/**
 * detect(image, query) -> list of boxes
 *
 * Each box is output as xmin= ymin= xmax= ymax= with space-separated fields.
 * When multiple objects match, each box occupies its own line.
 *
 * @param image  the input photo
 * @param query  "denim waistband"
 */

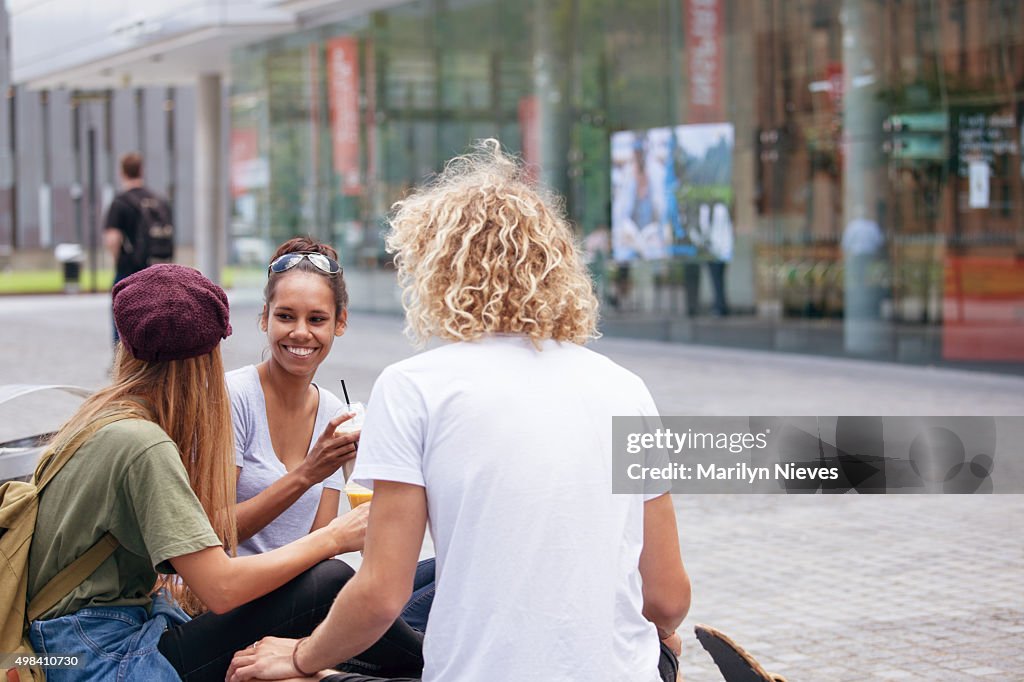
xmin=69 ymin=605 xmax=150 ymax=626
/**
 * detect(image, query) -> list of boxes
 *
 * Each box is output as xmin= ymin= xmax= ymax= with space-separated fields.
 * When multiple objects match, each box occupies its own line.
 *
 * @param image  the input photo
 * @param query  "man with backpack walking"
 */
xmin=103 ymin=152 xmax=174 ymax=343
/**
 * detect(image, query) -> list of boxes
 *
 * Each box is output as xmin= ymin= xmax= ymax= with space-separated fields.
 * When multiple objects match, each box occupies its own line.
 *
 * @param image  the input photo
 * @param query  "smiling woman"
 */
xmin=227 ymin=237 xmax=356 ymax=557
xmin=226 ymin=236 xmax=436 ymax=640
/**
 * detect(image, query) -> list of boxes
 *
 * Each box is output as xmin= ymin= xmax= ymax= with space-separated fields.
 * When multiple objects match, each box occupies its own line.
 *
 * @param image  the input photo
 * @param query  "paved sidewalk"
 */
xmin=2 ymin=292 xmax=1022 ymax=680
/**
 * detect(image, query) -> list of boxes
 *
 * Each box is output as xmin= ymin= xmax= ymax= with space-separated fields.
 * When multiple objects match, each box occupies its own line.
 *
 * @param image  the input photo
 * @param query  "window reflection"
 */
xmin=229 ymin=0 xmax=1024 ymax=370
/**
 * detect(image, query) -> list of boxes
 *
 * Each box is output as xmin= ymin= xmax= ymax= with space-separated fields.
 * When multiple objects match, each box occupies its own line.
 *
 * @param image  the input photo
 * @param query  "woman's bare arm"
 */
xmin=309 ymin=489 xmax=342 ymax=533
xmin=235 ymin=414 xmax=357 ymax=542
xmin=170 ymin=510 xmax=366 ymax=615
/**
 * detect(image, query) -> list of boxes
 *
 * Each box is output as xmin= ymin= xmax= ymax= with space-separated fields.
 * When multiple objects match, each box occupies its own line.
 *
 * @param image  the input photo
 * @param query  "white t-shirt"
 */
xmin=228 ymin=365 xmax=345 ymax=556
xmin=353 ymin=336 xmax=665 ymax=682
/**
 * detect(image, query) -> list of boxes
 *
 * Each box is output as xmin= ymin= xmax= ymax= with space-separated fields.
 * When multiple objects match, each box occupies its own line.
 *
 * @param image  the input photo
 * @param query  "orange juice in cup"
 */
xmin=344 ymin=481 xmax=373 ymax=509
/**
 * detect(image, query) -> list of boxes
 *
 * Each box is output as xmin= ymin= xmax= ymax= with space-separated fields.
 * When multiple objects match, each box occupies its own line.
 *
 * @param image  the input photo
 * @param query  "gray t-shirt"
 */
xmin=227 ymin=365 xmax=345 ymax=556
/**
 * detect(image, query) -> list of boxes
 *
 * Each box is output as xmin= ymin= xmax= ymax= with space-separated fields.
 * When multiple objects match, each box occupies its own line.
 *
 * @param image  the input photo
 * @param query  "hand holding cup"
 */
xmin=326 ymin=501 xmax=371 ymax=554
xmin=333 ymin=402 xmax=365 ymax=480
xmin=298 ymin=410 xmax=361 ymax=486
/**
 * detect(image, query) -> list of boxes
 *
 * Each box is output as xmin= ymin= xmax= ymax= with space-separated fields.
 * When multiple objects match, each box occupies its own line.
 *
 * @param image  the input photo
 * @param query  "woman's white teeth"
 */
xmin=286 ymin=346 xmax=315 ymax=357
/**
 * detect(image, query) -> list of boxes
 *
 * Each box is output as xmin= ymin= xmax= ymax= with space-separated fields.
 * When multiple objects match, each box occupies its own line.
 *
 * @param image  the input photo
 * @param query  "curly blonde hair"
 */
xmin=387 ymin=139 xmax=599 ymax=347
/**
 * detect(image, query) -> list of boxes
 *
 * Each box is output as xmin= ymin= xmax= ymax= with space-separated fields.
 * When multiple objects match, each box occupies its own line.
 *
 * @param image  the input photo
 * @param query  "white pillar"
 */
xmin=195 ymin=73 xmax=224 ymax=283
xmin=532 ymin=0 xmax=567 ymax=195
xmin=841 ymin=2 xmax=891 ymax=356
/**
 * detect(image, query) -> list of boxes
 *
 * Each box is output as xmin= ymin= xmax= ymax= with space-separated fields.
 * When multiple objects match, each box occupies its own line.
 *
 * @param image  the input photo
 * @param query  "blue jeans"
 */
xmin=29 ymin=592 xmax=188 ymax=682
xmin=111 ymin=271 xmax=133 ymax=345
xmin=399 ymin=558 xmax=435 ymax=633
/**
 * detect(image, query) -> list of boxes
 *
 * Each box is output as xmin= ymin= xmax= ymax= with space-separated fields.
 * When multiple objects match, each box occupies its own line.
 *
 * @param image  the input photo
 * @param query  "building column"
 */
xmin=532 ymin=0 xmax=568 ymax=197
xmin=195 ymin=73 xmax=224 ymax=283
xmin=841 ymin=1 xmax=891 ymax=356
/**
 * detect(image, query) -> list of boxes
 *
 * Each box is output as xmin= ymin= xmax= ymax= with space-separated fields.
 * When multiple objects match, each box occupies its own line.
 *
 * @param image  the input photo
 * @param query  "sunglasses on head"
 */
xmin=268 ymin=252 xmax=342 ymax=276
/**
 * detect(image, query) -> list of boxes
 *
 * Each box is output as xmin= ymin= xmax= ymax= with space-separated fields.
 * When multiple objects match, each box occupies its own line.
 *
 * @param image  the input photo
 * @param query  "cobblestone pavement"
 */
xmin=2 ymin=292 xmax=1022 ymax=680
xmin=673 ymin=495 xmax=1023 ymax=681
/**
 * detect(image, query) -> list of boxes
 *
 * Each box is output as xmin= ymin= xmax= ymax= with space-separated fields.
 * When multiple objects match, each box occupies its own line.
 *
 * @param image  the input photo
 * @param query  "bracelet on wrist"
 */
xmin=292 ymin=637 xmax=315 ymax=677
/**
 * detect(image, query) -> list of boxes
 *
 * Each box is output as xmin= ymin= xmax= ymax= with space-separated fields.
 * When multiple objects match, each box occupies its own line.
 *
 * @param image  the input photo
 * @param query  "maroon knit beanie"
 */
xmin=112 ymin=264 xmax=232 ymax=362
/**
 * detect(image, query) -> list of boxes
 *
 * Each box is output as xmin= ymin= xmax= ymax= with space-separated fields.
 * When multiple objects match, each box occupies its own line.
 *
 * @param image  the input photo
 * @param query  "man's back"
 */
xmin=106 ymin=187 xmax=173 ymax=279
xmin=357 ymin=336 xmax=664 ymax=681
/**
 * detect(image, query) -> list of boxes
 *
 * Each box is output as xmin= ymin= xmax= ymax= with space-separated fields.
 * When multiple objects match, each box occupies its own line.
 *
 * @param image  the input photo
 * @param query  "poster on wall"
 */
xmin=610 ymin=122 xmax=734 ymax=263
xmin=967 ymin=160 xmax=990 ymax=209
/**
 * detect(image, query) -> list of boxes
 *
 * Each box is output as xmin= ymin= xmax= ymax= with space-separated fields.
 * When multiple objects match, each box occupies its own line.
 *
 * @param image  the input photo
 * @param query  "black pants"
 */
xmin=157 ymin=559 xmax=424 ymax=682
xmin=707 ymin=261 xmax=728 ymax=316
xmin=319 ymin=640 xmax=680 ymax=682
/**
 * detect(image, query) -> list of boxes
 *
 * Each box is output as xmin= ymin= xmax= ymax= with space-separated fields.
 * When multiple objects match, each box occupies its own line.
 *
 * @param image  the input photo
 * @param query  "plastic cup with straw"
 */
xmin=334 ymin=379 xmax=366 ymax=483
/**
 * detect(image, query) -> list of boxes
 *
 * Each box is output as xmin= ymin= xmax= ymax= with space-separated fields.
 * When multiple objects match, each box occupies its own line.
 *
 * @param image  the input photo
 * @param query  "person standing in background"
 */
xmin=684 ymin=202 xmax=732 ymax=318
xmin=683 ymin=204 xmax=710 ymax=318
xmin=103 ymin=152 xmax=175 ymax=342
xmin=706 ymin=202 xmax=734 ymax=317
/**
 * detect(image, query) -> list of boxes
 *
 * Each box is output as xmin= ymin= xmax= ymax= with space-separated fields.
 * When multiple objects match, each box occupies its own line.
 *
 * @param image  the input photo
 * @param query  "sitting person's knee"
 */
xmin=308 ymin=558 xmax=355 ymax=591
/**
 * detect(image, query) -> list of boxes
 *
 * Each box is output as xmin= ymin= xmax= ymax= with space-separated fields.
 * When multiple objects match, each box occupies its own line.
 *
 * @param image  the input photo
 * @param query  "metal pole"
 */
xmin=87 ymin=128 xmax=98 ymax=293
xmin=841 ymin=0 xmax=891 ymax=356
xmin=195 ymin=73 xmax=223 ymax=282
xmin=72 ymin=95 xmax=82 ymax=251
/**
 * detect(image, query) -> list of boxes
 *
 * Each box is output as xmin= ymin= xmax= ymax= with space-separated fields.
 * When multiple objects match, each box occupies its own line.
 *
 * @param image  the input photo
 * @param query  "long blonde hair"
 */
xmin=49 ymin=343 xmax=237 ymax=615
xmin=386 ymin=139 xmax=600 ymax=348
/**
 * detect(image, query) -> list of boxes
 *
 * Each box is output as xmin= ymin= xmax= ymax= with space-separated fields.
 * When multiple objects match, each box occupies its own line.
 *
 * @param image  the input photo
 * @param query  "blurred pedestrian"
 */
xmin=706 ymin=202 xmax=734 ymax=317
xmin=103 ymin=152 xmax=174 ymax=343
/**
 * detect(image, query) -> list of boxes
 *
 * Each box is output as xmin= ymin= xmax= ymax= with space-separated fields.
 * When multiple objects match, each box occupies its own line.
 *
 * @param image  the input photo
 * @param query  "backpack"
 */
xmin=0 ymin=413 xmax=132 ymax=682
xmin=122 ymin=189 xmax=174 ymax=268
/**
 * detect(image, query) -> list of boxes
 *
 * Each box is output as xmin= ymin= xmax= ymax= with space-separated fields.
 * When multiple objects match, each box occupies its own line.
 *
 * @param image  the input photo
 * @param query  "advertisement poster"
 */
xmin=610 ymin=123 xmax=734 ymax=262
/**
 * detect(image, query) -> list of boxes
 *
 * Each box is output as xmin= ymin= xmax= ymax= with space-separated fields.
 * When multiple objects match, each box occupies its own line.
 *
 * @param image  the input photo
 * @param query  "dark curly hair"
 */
xmin=263 ymin=236 xmax=349 ymax=319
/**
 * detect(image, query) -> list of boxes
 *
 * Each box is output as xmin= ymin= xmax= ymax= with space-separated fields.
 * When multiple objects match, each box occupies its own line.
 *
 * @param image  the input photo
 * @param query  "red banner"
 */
xmin=230 ymin=128 xmax=259 ymax=199
xmin=518 ymin=95 xmax=540 ymax=182
xmin=942 ymin=256 xmax=1024 ymax=361
xmin=327 ymin=36 xmax=362 ymax=196
xmin=365 ymin=39 xmax=377 ymax=188
xmin=686 ymin=0 xmax=724 ymax=123
xmin=309 ymin=43 xmax=320 ymax=177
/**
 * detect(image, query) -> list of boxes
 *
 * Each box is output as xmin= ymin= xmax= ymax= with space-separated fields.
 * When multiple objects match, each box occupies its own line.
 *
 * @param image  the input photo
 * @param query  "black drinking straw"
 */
xmin=339 ymin=379 xmax=351 ymax=405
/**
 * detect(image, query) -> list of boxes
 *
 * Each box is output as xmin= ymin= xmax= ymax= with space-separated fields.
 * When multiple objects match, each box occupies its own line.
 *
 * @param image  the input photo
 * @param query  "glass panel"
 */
xmin=228 ymin=0 xmax=1024 ymax=371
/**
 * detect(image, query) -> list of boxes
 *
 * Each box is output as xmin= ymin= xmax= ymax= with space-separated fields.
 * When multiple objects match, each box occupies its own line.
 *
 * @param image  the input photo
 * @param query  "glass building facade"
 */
xmin=229 ymin=0 xmax=1024 ymax=371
